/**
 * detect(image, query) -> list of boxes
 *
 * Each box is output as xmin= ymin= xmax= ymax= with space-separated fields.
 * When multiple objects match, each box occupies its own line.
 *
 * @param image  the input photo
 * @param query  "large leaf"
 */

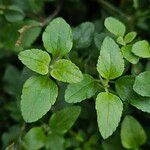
xmin=49 ymin=106 xmax=81 ymax=134
xmin=42 ymin=17 xmax=73 ymax=57
xmin=133 ymin=71 xmax=150 ymax=97
xmin=21 ymin=76 xmax=58 ymax=122
xmin=104 ymin=17 xmax=126 ymax=37
xmin=23 ymin=127 xmax=46 ymax=150
xmin=121 ymin=116 xmax=147 ymax=149
xmin=51 ymin=59 xmax=83 ymax=83
xmin=96 ymin=92 xmax=123 ymax=139
xmin=73 ymin=22 xmax=95 ymax=49
xmin=18 ymin=49 xmax=51 ymax=75
xmin=65 ymin=74 xmax=98 ymax=103
xmin=132 ymin=40 xmax=150 ymax=58
xmin=97 ymin=36 xmax=124 ymax=79
xmin=121 ymin=45 xmax=139 ymax=64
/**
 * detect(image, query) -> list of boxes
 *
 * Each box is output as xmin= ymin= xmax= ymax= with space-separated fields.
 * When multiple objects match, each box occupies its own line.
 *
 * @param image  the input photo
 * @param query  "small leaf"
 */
xmin=49 ymin=106 xmax=81 ymax=134
xmin=133 ymin=71 xmax=150 ymax=97
xmin=73 ymin=22 xmax=95 ymax=49
xmin=132 ymin=40 xmax=150 ymax=58
xmin=121 ymin=116 xmax=147 ymax=149
xmin=65 ymin=74 xmax=98 ymax=103
xmin=121 ymin=45 xmax=139 ymax=64
xmin=104 ymin=17 xmax=126 ymax=37
xmin=4 ymin=5 xmax=25 ymax=22
xmin=116 ymin=36 xmax=126 ymax=46
xmin=24 ymin=127 xmax=46 ymax=150
xmin=51 ymin=59 xmax=83 ymax=83
xmin=96 ymin=92 xmax=123 ymax=139
xmin=42 ymin=17 xmax=73 ymax=57
xmin=18 ymin=49 xmax=51 ymax=75
xmin=97 ymin=36 xmax=124 ymax=79
xmin=124 ymin=31 xmax=137 ymax=44
xmin=21 ymin=76 xmax=58 ymax=122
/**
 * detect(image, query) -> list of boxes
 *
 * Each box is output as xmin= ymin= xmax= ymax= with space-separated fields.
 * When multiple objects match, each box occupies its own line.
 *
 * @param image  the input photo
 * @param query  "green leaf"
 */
xmin=96 ymin=92 xmax=123 ymax=139
xmin=49 ymin=106 xmax=81 ymax=134
xmin=21 ymin=76 xmax=58 ymax=122
xmin=121 ymin=116 xmax=147 ymax=149
xmin=24 ymin=127 xmax=46 ymax=150
xmin=115 ymin=76 xmax=138 ymax=102
xmin=97 ymin=36 xmax=124 ymax=79
xmin=131 ymin=98 xmax=150 ymax=113
xmin=18 ymin=49 xmax=51 ymax=75
xmin=20 ymin=20 xmax=42 ymax=48
xmin=116 ymin=36 xmax=126 ymax=46
xmin=3 ymin=65 xmax=21 ymax=96
xmin=45 ymin=134 xmax=64 ymax=150
xmin=51 ymin=59 xmax=83 ymax=83
xmin=133 ymin=71 xmax=150 ymax=97
xmin=115 ymin=75 xmax=150 ymax=113
xmin=132 ymin=40 xmax=150 ymax=58
xmin=124 ymin=32 xmax=137 ymax=44
xmin=104 ymin=17 xmax=126 ymax=37
xmin=102 ymin=132 xmax=125 ymax=150
xmin=73 ymin=22 xmax=95 ymax=49
xmin=65 ymin=74 xmax=98 ymax=103
xmin=4 ymin=5 xmax=25 ymax=22
xmin=121 ymin=45 xmax=139 ymax=64
xmin=42 ymin=17 xmax=73 ymax=57
xmin=94 ymin=33 xmax=106 ymax=50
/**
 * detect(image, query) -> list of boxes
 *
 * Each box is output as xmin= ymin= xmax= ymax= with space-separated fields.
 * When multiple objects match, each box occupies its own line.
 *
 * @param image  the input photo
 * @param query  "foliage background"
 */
xmin=0 ymin=0 xmax=150 ymax=149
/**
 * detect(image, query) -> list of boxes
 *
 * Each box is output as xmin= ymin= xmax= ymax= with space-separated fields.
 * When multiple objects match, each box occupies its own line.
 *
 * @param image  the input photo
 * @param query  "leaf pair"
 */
xmin=19 ymin=18 xmax=83 ymax=122
xmin=96 ymin=36 xmax=124 ymax=139
xmin=104 ymin=17 xmax=137 ymax=45
xmin=105 ymin=17 xmax=139 ymax=64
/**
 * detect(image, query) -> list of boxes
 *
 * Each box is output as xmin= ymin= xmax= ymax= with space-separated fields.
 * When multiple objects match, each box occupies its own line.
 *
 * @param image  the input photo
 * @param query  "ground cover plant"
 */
xmin=0 ymin=0 xmax=150 ymax=149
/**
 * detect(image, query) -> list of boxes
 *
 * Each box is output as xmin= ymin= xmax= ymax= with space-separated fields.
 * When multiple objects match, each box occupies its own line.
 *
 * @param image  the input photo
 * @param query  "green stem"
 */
xmin=99 ymin=75 xmax=109 ymax=92
xmin=96 ymin=0 xmax=128 ymax=20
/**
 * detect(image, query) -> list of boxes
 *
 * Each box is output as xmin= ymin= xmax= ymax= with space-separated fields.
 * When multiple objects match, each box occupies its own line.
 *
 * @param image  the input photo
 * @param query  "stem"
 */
xmin=96 ymin=0 xmax=128 ymax=20
xmin=99 ymin=75 xmax=109 ymax=92
xmin=16 ymin=0 xmax=64 ymax=46
xmin=41 ymin=0 xmax=64 ymax=26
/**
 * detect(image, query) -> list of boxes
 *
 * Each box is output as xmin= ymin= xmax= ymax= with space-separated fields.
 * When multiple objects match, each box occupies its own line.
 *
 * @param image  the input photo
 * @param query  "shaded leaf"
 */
xmin=65 ymin=74 xmax=98 ymax=103
xmin=73 ymin=22 xmax=94 ymax=49
xmin=121 ymin=116 xmax=146 ymax=149
xmin=49 ymin=106 xmax=81 ymax=134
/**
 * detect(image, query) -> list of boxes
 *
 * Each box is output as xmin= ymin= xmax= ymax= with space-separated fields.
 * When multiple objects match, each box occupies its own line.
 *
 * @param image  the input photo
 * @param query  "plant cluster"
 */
xmin=0 ymin=0 xmax=150 ymax=150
